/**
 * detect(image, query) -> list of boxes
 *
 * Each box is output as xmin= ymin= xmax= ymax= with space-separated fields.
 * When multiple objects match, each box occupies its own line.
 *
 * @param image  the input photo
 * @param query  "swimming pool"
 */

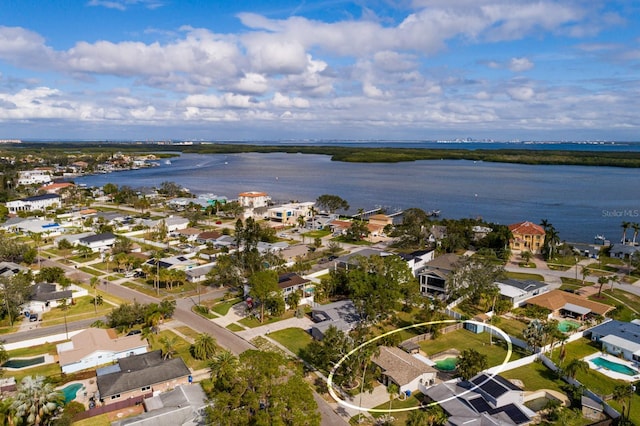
xmin=2 ymin=356 xmax=45 ymax=369
xmin=591 ymin=357 xmax=639 ymax=376
xmin=435 ymin=357 xmax=457 ymax=371
xmin=558 ymin=320 xmax=580 ymax=333
xmin=61 ymin=383 xmax=83 ymax=403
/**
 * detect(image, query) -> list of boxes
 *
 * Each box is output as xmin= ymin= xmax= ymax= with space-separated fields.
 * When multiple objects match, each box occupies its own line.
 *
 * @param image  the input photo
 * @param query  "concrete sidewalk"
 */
xmin=235 ymin=316 xmax=314 ymax=340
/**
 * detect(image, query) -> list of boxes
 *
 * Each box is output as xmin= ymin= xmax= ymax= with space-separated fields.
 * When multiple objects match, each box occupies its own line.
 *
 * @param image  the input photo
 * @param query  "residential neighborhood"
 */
xmin=0 ymin=151 xmax=639 ymax=426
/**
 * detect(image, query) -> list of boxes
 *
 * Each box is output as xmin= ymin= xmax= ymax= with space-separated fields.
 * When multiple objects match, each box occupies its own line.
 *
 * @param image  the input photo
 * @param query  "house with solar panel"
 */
xmin=424 ymin=373 xmax=534 ymax=425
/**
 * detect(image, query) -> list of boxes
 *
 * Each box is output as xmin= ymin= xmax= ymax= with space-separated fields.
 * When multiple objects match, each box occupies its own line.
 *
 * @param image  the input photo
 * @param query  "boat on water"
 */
xmin=594 ymin=235 xmax=609 ymax=245
xmin=164 ymin=159 xmax=172 ymax=165
xmin=428 ymin=209 xmax=441 ymax=217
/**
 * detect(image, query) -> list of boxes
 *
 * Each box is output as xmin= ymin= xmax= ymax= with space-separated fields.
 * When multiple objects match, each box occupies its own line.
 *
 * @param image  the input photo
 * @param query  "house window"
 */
xmin=141 ymin=386 xmax=150 ymax=392
xmin=111 ymin=394 xmax=121 ymax=400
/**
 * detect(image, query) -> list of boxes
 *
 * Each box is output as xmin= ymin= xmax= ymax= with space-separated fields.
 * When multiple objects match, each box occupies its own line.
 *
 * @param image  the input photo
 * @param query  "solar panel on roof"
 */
xmin=496 ymin=404 xmax=530 ymax=424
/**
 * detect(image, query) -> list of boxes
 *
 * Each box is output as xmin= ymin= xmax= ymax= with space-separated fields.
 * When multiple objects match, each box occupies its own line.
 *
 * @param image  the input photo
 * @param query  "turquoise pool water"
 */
xmin=591 ymin=357 xmax=639 ymax=376
xmin=61 ymin=383 xmax=83 ymax=403
xmin=435 ymin=357 xmax=457 ymax=371
xmin=2 ymin=356 xmax=45 ymax=369
xmin=558 ymin=320 xmax=580 ymax=333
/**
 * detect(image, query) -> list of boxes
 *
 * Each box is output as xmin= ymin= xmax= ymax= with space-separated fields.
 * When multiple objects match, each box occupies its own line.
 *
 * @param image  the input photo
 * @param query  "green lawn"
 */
xmin=238 ymin=310 xmax=296 ymax=328
xmin=587 ymin=289 xmax=640 ymax=321
xmin=494 ymin=317 xmax=528 ymax=339
xmin=73 ymin=414 xmax=112 ymax=426
xmin=226 ymin=323 xmax=244 ymax=332
xmin=42 ymin=296 xmax=111 ymax=325
xmin=504 ymin=271 xmax=544 ymax=281
xmin=268 ymin=327 xmax=313 ymax=357
xmin=211 ymin=298 xmax=241 ymax=316
xmin=419 ymin=328 xmax=529 ymax=367
xmin=500 ymin=361 xmax=564 ymax=392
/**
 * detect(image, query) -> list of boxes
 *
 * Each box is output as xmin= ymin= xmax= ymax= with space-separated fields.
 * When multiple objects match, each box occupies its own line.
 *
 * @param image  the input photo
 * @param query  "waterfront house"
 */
xmin=267 ymin=201 xmax=314 ymax=226
xmin=17 ymin=169 xmax=52 ymax=186
xmin=96 ymin=350 xmax=191 ymax=405
xmin=524 ymin=289 xmax=613 ymax=320
xmin=508 ymin=221 xmax=546 ymax=254
xmin=238 ymin=191 xmax=271 ymax=209
xmin=310 ymin=300 xmax=360 ymax=340
xmin=417 ymin=253 xmax=461 ymax=298
xmin=57 ymin=328 xmax=148 ymax=374
xmin=5 ymin=193 xmax=60 ymax=214
xmin=584 ymin=319 xmax=640 ymax=363
xmin=496 ymin=278 xmax=549 ymax=308
xmin=371 ymin=346 xmax=437 ymax=394
xmin=610 ymin=243 xmax=640 ymax=260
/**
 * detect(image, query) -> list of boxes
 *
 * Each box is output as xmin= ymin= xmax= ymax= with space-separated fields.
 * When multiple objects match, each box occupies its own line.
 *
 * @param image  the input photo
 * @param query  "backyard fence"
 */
xmin=72 ymin=392 xmax=152 ymax=422
xmin=401 ymin=322 xmax=463 ymax=345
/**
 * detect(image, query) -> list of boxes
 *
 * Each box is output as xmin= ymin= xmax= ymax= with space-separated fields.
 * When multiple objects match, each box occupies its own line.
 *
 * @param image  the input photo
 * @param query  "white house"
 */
xmin=372 ymin=346 xmax=437 ymax=394
xmin=57 ymin=328 xmax=148 ymax=374
xmin=185 ymin=262 xmax=215 ymax=283
xmin=586 ymin=320 xmax=640 ymax=363
xmin=5 ymin=193 xmax=60 ymax=213
xmin=0 ymin=217 xmax=63 ymax=236
xmin=17 ymin=169 xmax=52 ymax=186
xmin=238 ymin=191 xmax=271 ymax=208
xmin=77 ymin=232 xmax=117 ymax=252
xmin=496 ymin=278 xmax=549 ymax=308
xmin=267 ymin=202 xmax=314 ymax=225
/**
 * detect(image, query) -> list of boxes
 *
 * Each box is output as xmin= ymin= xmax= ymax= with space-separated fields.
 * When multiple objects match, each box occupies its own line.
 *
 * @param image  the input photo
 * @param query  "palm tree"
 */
xmin=564 ymin=358 xmax=588 ymax=380
xmin=387 ymin=382 xmax=399 ymax=412
xmin=159 ymin=334 xmax=178 ymax=360
xmin=597 ymin=275 xmax=608 ymax=298
xmin=12 ymin=376 xmax=63 ymax=426
xmin=90 ymin=276 xmax=99 ymax=313
xmin=193 ymin=333 xmax=218 ymax=360
xmin=632 ymin=223 xmax=640 ymax=246
xmin=612 ymin=383 xmax=635 ymax=422
xmin=621 ymin=221 xmax=631 ymax=244
xmin=540 ymin=219 xmax=550 ymax=230
xmin=209 ymin=350 xmax=239 ymax=391
xmin=29 ymin=232 xmax=43 ymax=270
xmin=0 ymin=398 xmax=16 ymax=426
xmin=581 ymin=266 xmax=591 ymax=285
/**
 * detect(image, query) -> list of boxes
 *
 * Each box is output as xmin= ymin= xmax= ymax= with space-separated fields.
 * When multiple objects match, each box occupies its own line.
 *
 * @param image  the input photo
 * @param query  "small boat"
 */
xmin=164 ymin=159 xmax=172 ymax=165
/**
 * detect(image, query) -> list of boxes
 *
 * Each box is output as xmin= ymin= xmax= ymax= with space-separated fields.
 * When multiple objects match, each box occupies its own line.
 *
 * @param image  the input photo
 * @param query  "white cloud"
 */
xmin=271 ymin=92 xmax=310 ymax=108
xmin=509 ymin=57 xmax=534 ymax=72
xmin=506 ymin=86 xmax=536 ymax=101
xmin=87 ymin=0 xmax=164 ymax=11
xmin=235 ymin=73 xmax=269 ymax=95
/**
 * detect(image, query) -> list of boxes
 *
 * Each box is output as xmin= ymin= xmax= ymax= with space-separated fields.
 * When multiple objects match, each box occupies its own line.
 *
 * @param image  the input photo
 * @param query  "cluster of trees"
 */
xmin=0 ymin=273 xmax=34 ymax=326
xmin=105 ymin=299 xmax=175 ymax=332
xmin=523 ymin=319 xmax=565 ymax=353
xmin=317 ymin=254 xmax=419 ymax=321
xmin=205 ymin=350 xmax=320 ymax=426
xmin=0 ymin=375 xmax=68 ymax=426
xmin=389 ymin=211 xmax=512 ymax=260
xmin=540 ymin=219 xmax=561 ymax=260
xmin=0 ymin=233 xmax=36 ymax=264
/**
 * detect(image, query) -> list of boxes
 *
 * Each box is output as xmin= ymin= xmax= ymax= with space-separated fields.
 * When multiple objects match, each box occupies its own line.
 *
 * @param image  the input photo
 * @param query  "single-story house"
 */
xmin=97 ymin=350 xmax=191 ymax=405
xmin=111 ymin=384 xmax=208 ymax=426
xmin=0 ymin=217 xmax=63 ymax=236
xmin=610 ymin=243 xmax=640 ymax=260
xmin=56 ymin=328 xmax=148 ymax=374
xmin=417 ymin=253 xmax=461 ymax=298
xmin=38 ymin=182 xmax=74 ymax=194
xmin=172 ymin=227 xmax=202 ymax=242
xmin=310 ymin=300 xmax=360 ymax=340
xmin=5 ymin=193 xmax=61 ymax=213
xmin=23 ymin=283 xmax=73 ymax=313
xmin=372 ymin=346 xmax=437 ymax=394
xmin=584 ymin=319 xmax=640 ymax=363
xmin=424 ymin=374 xmax=533 ymax=425
xmin=524 ymin=289 xmax=614 ymax=320
xmin=146 ymin=253 xmax=199 ymax=270
xmin=0 ymin=261 xmax=29 ymax=278
xmin=78 ymin=232 xmax=117 ymax=252
xmin=185 ymin=262 xmax=215 ymax=283
xmin=496 ymin=278 xmax=549 ymax=308
xmin=196 ymin=231 xmax=222 ymax=244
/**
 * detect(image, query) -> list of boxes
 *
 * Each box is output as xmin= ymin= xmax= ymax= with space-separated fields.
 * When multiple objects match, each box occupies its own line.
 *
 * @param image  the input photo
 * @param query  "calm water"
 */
xmin=76 ymin=152 xmax=640 ymax=243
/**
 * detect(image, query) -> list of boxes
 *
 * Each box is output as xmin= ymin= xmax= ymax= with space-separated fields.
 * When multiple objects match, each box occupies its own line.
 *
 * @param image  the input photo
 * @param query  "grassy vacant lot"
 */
xmin=268 ymin=327 xmax=313 ymax=357
xmin=501 ymin=361 xmax=564 ymax=392
xmin=419 ymin=328 xmax=528 ymax=367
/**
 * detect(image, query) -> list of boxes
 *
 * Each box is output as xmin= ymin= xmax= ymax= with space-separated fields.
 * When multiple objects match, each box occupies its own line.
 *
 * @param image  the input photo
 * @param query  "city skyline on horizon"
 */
xmin=1 ymin=1 xmax=639 ymax=141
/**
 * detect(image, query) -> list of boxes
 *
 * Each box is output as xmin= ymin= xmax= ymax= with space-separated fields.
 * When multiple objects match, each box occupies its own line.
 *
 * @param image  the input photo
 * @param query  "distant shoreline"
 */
xmin=8 ymin=142 xmax=640 ymax=168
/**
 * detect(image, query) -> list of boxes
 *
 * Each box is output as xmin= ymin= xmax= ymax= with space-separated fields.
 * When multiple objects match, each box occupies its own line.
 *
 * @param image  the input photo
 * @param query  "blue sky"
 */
xmin=0 ymin=0 xmax=639 ymax=141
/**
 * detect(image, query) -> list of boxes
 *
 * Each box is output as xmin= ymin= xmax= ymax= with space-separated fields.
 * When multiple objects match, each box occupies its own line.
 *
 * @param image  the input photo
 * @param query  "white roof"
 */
xmin=497 ymin=283 xmax=527 ymax=298
xmin=600 ymin=334 xmax=640 ymax=353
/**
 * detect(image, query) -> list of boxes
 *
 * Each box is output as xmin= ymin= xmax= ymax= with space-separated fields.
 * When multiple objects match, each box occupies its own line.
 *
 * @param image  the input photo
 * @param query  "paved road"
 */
xmin=2 ymin=317 xmax=103 ymax=344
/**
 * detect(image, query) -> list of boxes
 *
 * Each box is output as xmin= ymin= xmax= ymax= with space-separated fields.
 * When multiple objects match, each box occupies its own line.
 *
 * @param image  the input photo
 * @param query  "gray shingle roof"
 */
xmin=97 ymin=350 xmax=191 ymax=398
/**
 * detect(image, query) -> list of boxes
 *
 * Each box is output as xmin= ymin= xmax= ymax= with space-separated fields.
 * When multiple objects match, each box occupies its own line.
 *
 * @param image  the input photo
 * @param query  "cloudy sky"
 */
xmin=0 ymin=0 xmax=638 ymax=141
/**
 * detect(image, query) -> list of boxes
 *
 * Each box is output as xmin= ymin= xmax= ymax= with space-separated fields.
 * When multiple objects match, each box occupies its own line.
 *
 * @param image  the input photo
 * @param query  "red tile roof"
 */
xmin=508 ymin=221 xmax=545 ymax=236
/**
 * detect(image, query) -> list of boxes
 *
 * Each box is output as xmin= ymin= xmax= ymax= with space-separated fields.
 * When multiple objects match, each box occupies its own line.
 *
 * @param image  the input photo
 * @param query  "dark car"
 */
xmin=126 ymin=329 xmax=142 ymax=336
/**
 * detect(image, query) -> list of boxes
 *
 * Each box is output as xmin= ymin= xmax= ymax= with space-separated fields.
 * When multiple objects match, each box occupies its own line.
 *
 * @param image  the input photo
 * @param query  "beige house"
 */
xmin=508 ymin=221 xmax=546 ymax=253
xmin=238 ymin=191 xmax=271 ymax=208
xmin=57 ymin=328 xmax=148 ymax=374
xmin=372 ymin=346 xmax=437 ymax=394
